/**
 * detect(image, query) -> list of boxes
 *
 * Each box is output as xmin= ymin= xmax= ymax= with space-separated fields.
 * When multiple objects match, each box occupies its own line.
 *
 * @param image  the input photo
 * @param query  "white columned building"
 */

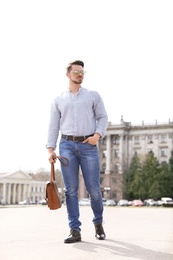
xmin=0 ymin=171 xmax=46 ymax=205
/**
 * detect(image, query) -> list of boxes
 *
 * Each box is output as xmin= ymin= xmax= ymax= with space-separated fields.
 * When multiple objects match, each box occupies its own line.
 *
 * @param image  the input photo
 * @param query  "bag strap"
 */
xmin=50 ymin=156 xmax=69 ymax=182
xmin=51 ymin=163 xmax=56 ymax=182
xmin=56 ymin=156 xmax=69 ymax=166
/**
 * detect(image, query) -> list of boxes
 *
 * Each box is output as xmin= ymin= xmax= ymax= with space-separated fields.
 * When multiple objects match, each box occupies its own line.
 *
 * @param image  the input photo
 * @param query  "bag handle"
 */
xmin=56 ymin=156 xmax=69 ymax=166
xmin=50 ymin=156 xmax=69 ymax=182
xmin=50 ymin=163 xmax=55 ymax=182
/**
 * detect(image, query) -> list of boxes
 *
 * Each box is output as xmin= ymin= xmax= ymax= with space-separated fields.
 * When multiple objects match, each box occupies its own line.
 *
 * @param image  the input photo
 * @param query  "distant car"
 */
xmin=132 ymin=199 xmax=144 ymax=206
xmin=127 ymin=201 xmax=132 ymax=206
xmin=79 ymin=198 xmax=90 ymax=206
xmin=144 ymin=199 xmax=157 ymax=206
xmin=161 ymin=197 xmax=173 ymax=203
xmin=102 ymin=198 xmax=107 ymax=206
xmin=18 ymin=200 xmax=27 ymax=205
xmin=161 ymin=197 xmax=173 ymax=207
xmin=117 ymin=199 xmax=129 ymax=206
xmin=156 ymin=200 xmax=163 ymax=206
xmin=105 ymin=199 xmax=116 ymax=206
xmin=39 ymin=199 xmax=47 ymax=205
xmin=29 ymin=201 xmax=37 ymax=205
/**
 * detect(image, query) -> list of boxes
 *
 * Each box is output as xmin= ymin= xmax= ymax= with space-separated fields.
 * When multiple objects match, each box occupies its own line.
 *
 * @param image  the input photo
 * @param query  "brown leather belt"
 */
xmin=61 ymin=134 xmax=93 ymax=142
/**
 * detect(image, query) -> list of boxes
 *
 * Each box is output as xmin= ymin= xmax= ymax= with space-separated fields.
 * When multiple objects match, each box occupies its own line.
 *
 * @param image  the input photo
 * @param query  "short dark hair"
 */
xmin=66 ymin=60 xmax=84 ymax=72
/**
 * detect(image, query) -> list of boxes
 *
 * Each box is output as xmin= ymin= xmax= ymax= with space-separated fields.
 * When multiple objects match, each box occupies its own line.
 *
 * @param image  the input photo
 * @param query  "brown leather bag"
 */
xmin=46 ymin=163 xmax=61 ymax=210
xmin=46 ymin=156 xmax=69 ymax=210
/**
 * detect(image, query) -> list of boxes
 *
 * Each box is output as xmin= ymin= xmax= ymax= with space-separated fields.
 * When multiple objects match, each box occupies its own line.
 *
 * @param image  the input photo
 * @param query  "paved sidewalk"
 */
xmin=0 ymin=205 xmax=173 ymax=260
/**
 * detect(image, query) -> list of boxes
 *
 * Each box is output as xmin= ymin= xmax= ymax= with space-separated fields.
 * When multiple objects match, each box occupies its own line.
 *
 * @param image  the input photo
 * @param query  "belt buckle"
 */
xmin=73 ymin=136 xmax=78 ymax=141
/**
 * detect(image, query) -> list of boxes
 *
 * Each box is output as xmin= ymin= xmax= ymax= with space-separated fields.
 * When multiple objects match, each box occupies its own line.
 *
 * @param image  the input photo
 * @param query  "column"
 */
xmin=105 ymin=134 xmax=111 ymax=174
xmin=12 ymin=184 xmax=16 ymax=204
xmin=118 ymin=134 xmax=123 ymax=174
xmin=7 ymin=183 xmax=11 ymax=204
xmin=17 ymin=184 xmax=21 ymax=203
xmin=2 ymin=183 xmax=7 ymax=204
xmin=27 ymin=184 xmax=30 ymax=201
xmin=23 ymin=184 xmax=27 ymax=200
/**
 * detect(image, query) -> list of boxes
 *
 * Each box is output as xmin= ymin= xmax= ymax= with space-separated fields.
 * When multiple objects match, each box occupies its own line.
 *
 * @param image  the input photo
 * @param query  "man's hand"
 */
xmin=83 ymin=133 xmax=100 ymax=145
xmin=48 ymin=148 xmax=57 ymax=163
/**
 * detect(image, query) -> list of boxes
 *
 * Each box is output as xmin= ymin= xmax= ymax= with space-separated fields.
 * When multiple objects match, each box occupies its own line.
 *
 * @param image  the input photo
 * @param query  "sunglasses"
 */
xmin=72 ymin=70 xmax=86 ymax=75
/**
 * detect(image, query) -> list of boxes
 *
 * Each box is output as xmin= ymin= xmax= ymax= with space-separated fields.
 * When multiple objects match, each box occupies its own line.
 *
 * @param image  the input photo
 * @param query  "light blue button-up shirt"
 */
xmin=46 ymin=87 xmax=108 ymax=149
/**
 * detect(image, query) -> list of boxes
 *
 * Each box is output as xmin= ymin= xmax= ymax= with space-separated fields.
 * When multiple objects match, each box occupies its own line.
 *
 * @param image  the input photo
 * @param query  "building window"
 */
xmin=102 ymin=137 xmax=106 ymax=145
xmin=161 ymin=135 xmax=166 ymax=143
xmin=134 ymin=136 xmax=140 ymax=144
xmin=161 ymin=148 xmax=167 ymax=157
xmin=114 ymin=149 xmax=119 ymax=158
xmin=148 ymin=135 xmax=153 ymax=144
xmin=169 ymin=133 xmax=173 ymax=138
xmin=115 ymin=163 xmax=119 ymax=171
xmin=102 ymin=163 xmax=106 ymax=172
xmin=100 ymin=177 xmax=104 ymax=184
xmin=113 ymin=136 xmax=120 ymax=144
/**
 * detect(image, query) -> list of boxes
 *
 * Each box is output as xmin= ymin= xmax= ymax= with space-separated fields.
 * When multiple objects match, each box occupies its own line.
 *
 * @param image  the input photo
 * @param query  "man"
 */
xmin=46 ymin=60 xmax=108 ymax=243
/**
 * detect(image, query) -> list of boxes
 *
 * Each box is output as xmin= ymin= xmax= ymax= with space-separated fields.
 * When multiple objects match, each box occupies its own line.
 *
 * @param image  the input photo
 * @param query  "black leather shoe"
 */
xmin=64 ymin=229 xmax=81 ymax=243
xmin=95 ymin=223 xmax=106 ymax=240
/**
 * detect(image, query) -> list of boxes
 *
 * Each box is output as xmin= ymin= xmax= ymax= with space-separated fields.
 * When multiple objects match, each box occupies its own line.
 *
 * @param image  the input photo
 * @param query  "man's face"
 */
xmin=67 ymin=65 xmax=85 ymax=84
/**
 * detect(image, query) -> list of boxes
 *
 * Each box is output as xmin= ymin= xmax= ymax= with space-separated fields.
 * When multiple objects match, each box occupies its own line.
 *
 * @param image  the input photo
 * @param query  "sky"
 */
xmin=0 ymin=0 xmax=173 ymax=173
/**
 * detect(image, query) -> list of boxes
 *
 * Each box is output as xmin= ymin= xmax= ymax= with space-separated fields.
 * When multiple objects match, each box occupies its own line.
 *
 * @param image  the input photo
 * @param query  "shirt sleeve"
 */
xmin=93 ymin=91 xmax=108 ymax=138
xmin=46 ymin=98 xmax=60 ymax=149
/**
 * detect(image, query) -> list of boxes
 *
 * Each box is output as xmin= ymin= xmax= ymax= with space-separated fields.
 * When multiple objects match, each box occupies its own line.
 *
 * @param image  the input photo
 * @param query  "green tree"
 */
xmin=125 ymin=150 xmax=173 ymax=200
xmin=157 ymin=162 xmax=171 ymax=197
xmin=157 ymin=152 xmax=173 ymax=198
xmin=169 ymin=150 xmax=173 ymax=173
xmin=142 ymin=151 xmax=160 ymax=199
xmin=125 ymin=153 xmax=142 ymax=200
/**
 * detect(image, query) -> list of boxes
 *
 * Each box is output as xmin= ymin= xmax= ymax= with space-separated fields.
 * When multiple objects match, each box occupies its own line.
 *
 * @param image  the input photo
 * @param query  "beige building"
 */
xmin=0 ymin=171 xmax=46 ymax=205
xmin=79 ymin=117 xmax=173 ymax=201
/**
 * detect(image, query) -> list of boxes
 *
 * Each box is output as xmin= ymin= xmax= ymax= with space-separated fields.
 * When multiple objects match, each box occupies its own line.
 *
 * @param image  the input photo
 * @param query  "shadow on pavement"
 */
xmin=72 ymin=239 xmax=173 ymax=260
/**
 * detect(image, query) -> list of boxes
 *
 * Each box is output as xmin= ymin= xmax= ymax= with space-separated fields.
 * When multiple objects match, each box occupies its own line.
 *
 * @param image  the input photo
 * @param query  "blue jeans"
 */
xmin=59 ymin=138 xmax=103 ymax=231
